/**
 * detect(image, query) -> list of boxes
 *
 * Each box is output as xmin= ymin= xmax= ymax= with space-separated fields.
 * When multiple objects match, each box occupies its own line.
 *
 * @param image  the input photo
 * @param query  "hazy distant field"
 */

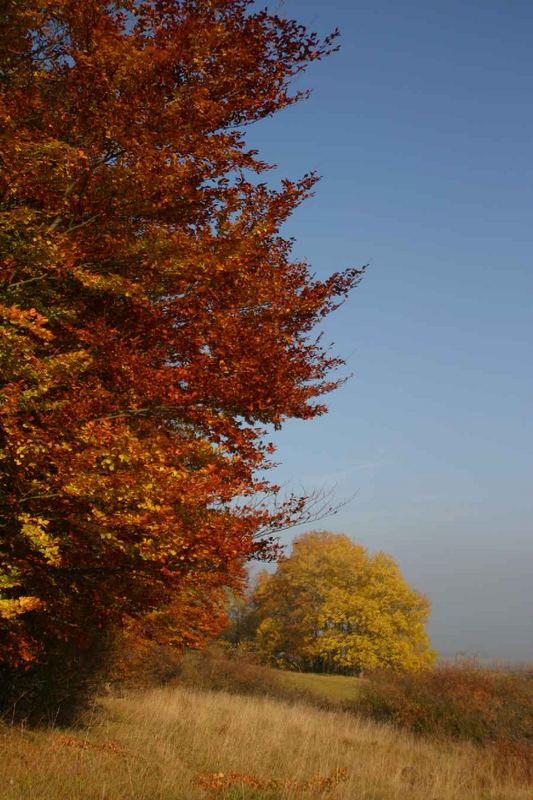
xmin=1 ymin=684 xmax=531 ymax=800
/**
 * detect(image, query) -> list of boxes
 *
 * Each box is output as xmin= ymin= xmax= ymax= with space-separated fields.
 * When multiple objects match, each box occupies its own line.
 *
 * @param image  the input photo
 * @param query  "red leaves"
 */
xmin=0 ymin=1 xmax=362 ymax=669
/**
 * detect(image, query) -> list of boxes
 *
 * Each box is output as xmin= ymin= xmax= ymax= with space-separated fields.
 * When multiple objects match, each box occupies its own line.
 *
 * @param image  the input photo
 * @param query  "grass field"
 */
xmin=0 ymin=684 xmax=531 ymax=800
xmin=278 ymin=670 xmax=363 ymax=704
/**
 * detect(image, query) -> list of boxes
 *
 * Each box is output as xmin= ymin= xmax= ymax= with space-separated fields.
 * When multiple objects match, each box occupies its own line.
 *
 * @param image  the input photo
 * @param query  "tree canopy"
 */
xmin=246 ymin=532 xmax=435 ymax=673
xmin=0 ymin=0 xmax=362 ymax=689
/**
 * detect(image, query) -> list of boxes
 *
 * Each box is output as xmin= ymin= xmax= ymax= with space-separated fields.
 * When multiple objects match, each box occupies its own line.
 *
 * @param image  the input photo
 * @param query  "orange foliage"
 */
xmin=359 ymin=662 xmax=533 ymax=744
xmin=110 ymin=579 xmax=230 ymax=686
xmin=0 ymin=1 xmax=363 ymax=675
xmin=52 ymin=735 xmax=128 ymax=758
xmin=195 ymin=767 xmax=348 ymax=798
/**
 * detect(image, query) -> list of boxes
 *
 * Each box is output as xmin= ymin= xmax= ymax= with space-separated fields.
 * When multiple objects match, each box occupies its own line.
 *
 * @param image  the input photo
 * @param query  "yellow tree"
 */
xmin=250 ymin=532 xmax=436 ymax=673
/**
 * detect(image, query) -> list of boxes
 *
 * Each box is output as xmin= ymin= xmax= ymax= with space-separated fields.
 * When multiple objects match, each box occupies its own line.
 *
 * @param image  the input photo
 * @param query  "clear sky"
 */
xmin=248 ymin=0 xmax=533 ymax=661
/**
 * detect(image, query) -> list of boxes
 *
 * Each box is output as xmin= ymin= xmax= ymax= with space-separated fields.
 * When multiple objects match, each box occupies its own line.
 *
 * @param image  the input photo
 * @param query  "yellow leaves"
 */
xmin=44 ymin=349 xmax=93 ymax=377
xmin=19 ymin=349 xmax=93 ymax=405
xmin=138 ymin=498 xmax=161 ymax=512
xmin=0 ymin=596 xmax=44 ymax=620
xmin=71 ymin=266 xmax=148 ymax=300
xmin=0 ymin=304 xmax=53 ymax=342
xmin=0 ymin=567 xmax=22 ymax=591
xmin=1 ymin=576 xmax=43 ymax=623
xmin=170 ymin=467 xmax=188 ymax=480
xmin=17 ymin=139 xmax=86 ymax=189
xmin=250 ymin=532 xmax=436 ymax=673
xmin=18 ymin=513 xmax=61 ymax=566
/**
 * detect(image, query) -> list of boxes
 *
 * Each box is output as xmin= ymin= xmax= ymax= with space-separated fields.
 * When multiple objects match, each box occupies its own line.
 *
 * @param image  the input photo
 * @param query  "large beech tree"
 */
xmin=0 ymin=0 xmax=362 ymax=678
xmin=247 ymin=533 xmax=435 ymax=673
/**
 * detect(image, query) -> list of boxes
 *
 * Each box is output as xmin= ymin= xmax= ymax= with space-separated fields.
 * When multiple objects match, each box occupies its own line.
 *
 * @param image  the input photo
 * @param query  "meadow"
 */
xmin=278 ymin=670 xmax=364 ymax=705
xmin=1 ymin=678 xmax=532 ymax=800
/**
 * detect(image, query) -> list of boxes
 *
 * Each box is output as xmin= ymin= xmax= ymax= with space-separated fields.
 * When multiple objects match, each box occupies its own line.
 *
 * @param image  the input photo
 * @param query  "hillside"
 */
xmin=0 ymin=684 xmax=530 ymax=800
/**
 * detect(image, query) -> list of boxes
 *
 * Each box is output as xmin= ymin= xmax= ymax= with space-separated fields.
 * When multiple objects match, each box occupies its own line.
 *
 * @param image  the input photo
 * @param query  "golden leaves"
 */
xmin=0 ymin=596 xmax=45 ymax=621
xmin=71 ymin=266 xmax=148 ymax=300
xmin=0 ymin=304 xmax=53 ymax=342
xmin=18 ymin=514 xmax=61 ymax=565
xmin=250 ymin=532 xmax=436 ymax=672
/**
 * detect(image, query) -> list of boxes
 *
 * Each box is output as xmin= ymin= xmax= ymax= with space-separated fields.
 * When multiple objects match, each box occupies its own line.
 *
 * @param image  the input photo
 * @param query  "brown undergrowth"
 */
xmin=359 ymin=662 xmax=533 ymax=742
xmin=357 ymin=661 xmax=533 ymax=783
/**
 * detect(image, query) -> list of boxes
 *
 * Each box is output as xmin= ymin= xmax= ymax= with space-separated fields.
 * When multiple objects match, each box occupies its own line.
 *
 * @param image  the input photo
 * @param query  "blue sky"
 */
xmin=248 ymin=0 xmax=533 ymax=661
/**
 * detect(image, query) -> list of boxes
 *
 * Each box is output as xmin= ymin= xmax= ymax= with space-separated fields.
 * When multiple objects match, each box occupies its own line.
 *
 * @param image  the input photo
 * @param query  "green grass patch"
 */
xmin=277 ymin=670 xmax=363 ymax=704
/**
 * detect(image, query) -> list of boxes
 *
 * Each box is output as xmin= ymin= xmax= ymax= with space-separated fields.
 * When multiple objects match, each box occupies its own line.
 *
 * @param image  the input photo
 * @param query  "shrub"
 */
xmin=0 ymin=631 xmax=113 ymax=725
xmin=107 ymin=635 xmax=184 ymax=691
xmin=358 ymin=661 xmax=533 ymax=744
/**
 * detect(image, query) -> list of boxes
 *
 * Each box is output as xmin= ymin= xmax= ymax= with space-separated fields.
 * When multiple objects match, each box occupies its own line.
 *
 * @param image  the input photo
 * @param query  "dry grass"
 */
xmin=0 ymin=684 xmax=531 ymax=799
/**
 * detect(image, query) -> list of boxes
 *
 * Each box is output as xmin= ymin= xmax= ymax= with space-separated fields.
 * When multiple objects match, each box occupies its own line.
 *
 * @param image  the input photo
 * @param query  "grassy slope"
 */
xmin=0 ymin=685 xmax=531 ymax=800
xmin=278 ymin=670 xmax=363 ymax=704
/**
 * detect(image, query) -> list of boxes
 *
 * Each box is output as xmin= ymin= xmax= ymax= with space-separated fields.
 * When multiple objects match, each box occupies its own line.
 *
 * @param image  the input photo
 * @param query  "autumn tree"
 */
xmin=244 ymin=532 xmax=435 ymax=673
xmin=0 ymin=0 xmax=363 ymax=710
